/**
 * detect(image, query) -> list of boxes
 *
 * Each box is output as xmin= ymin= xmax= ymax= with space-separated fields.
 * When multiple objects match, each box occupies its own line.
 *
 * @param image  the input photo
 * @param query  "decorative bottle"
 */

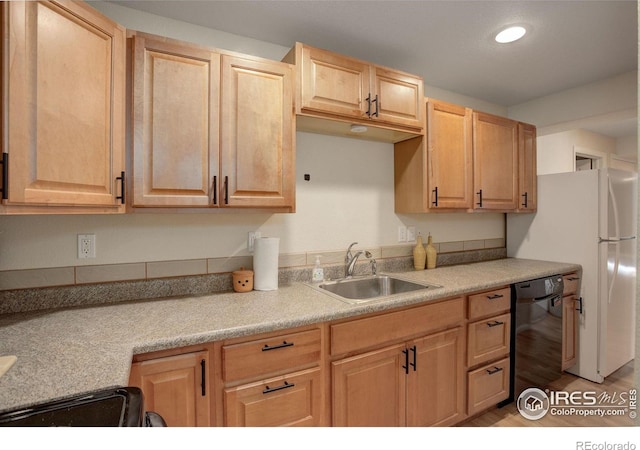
xmin=413 ymin=233 xmax=426 ymax=270
xmin=426 ymin=233 xmax=437 ymax=269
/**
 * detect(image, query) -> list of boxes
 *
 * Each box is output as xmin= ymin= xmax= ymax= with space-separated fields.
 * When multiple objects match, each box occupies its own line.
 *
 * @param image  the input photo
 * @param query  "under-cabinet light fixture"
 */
xmin=350 ymin=124 xmax=368 ymax=133
xmin=495 ymin=26 xmax=527 ymax=44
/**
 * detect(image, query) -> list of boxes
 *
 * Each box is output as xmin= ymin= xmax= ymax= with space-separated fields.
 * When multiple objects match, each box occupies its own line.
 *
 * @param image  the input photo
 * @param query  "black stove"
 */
xmin=0 ymin=386 xmax=164 ymax=427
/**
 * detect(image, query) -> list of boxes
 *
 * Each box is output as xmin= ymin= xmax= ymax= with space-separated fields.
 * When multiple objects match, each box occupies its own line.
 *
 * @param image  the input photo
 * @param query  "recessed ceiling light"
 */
xmin=495 ymin=26 xmax=527 ymax=44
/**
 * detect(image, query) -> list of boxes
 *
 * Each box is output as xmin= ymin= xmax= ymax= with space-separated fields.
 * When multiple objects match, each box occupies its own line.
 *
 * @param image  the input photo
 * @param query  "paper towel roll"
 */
xmin=253 ymin=237 xmax=279 ymax=291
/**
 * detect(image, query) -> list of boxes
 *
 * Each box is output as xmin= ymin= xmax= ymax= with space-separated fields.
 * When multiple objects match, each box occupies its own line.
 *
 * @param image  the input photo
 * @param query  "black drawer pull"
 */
xmin=263 ymin=381 xmax=295 ymax=394
xmin=486 ymin=294 xmax=504 ymax=300
xmin=487 ymin=320 xmax=504 ymax=327
xmin=486 ymin=366 xmax=503 ymax=375
xmin=262 ymin=341 xmax=294 ymax=352
xmin=567 ymin=277 xmax=580 ymax=281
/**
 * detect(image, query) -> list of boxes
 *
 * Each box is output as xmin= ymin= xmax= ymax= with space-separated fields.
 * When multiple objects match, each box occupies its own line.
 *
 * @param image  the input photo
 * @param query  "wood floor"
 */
xmin=462 ymin=361 xmax=636 ymax=427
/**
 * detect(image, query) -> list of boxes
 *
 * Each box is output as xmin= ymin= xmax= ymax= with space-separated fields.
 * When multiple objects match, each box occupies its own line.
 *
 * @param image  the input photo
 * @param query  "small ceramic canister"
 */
xmin=232 ymin=267 xmax=254 ymax=293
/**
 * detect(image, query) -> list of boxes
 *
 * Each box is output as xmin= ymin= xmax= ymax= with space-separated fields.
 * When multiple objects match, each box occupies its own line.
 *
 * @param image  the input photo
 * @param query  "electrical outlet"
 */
xmin=397 ymin=226 xmax=407 ymax=242
xmin=248 ymin=231 xmax=261 ymax=253
xmin=407 ymin=226 xmax=416 ymax=242
xmin=78 ymin=234 xmax=96 ymax=259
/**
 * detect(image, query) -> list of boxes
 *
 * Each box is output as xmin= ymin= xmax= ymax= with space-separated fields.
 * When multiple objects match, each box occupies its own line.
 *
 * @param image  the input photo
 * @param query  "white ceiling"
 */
xmin=109 ymin=0 xmax=638 ymax=137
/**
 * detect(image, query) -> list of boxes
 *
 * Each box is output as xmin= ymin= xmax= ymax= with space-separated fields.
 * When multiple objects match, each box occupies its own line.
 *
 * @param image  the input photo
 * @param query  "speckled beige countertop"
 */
xmin=0 ymin=258 xmax=580 ymax=413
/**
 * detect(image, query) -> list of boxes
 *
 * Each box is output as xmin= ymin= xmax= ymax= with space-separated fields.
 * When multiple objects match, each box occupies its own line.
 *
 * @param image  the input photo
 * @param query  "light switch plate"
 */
xmin=397 ymin=226 xmax=407 ymax=242
xmin=407 ymin=226 xmax=416 ymax=242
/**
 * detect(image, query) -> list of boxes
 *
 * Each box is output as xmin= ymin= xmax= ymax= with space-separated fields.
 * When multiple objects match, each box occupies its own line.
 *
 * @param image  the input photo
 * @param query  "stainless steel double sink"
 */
xmin=309 ymin=274 xmax=440 ymax=304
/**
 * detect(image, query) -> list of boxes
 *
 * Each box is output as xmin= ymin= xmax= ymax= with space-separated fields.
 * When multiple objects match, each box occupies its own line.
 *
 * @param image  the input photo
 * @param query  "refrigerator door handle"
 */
xmin=598 ymin=236 xmax=636 ymax=243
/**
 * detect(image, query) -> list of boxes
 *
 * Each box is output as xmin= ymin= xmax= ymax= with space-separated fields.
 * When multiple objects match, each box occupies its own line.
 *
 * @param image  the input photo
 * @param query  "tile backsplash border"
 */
xmin=0 ymin=239 xmax=506 ymax=314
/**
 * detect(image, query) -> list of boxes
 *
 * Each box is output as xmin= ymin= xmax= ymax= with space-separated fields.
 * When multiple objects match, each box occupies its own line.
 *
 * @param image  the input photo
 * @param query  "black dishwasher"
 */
xmin=512 ymin=275 xmax=565 ymax=399
xmin=0 ymin=386 xmax=165 ymax=427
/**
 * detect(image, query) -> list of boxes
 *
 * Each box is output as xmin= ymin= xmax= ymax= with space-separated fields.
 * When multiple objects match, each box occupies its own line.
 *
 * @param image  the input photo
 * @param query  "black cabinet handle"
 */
xmin=567 ymin=277 xmax=580 ymax=281
xmin=365 ymin=94 xmax=372 ymax=117
xmin=476 ymin=189 xmax=483 ymax=207
xmin=0 ymin=153 xmax=7 ymax=200
xmin=224 ymin=176 xmax=229 ymax=204
xmin=200 ymin=359 xmax=206 ymax=397
xmin=486 ymin=294 xmax=504 ymax=300
xmin=432 ymin=186 xmax=438 ymax=207
xmin=521 ymin=192 xmax=528 ymax=208
xmin=410 ymin=345 xmax=417 ymax=371
xmin=263 ymin=381 xmax=295 ymax=395
xmin=487 ymin=320 xmax=504 ymax=328
xmin=262 ymin=341 xmax=294 ymax=352
xmin=372 ymin=94 xmax=379 ymax=117
xmin=115 ymin=171 xmax=125 ymax=204
xmin=486 ymin=366 xmax=503 ymax=375
xmin=212 ymin=175 xmax=217 ymax=205
xmin=402 ymin=348 xmax=409 ymax=374
xmin=576 ymin=297 xmax=583 ymax=314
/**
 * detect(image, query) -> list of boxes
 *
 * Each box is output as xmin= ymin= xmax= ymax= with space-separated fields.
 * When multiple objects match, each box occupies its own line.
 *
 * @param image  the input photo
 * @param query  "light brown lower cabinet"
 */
xmin=129 ymin=349 xmax=211 ymax=427
xmin=562 ymin=272 xmax=581 ymax=371
xmin=224 ymin=367 xmax=323 ymax=426
xmin=332 ymin=327 xmax=464 ymax=427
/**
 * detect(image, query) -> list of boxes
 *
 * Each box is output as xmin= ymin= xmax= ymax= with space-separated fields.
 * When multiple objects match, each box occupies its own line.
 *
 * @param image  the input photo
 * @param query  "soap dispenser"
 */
xmin=312 ymin=255 xmax=324 ymax=282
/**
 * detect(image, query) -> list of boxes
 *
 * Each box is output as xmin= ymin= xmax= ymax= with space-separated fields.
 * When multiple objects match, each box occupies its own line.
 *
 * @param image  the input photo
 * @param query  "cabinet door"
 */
xmin=562 ymin=295 xmax=578 ymax=370
xmin=518 ymin=122 xmax=537 ymax=212
xmin=2 ymin=1 xmax=125 ymax=210
xmin=407 ymin=327 xmax=465 ymax=427
xmin=221 ymin=55 xmax=295 ymax=209
xmin=372 ymin=67 xmax=423 ymax=129
xmin=427 ymin=100 xmax=473 ymax=209
xmin=224 ymin=367 xmax=323 ymax=426
xmin=129 ymin=350 xmax=211 ymax=427
xmin=298 ymin=44 xmax=370 ymax=119
xmin=473 ymin=112 xmax=518 ymax=210
xmin=131 ymin=33 xmax=220 ymax=207
xmin=332 ymin=343 xmax=407 ymax=426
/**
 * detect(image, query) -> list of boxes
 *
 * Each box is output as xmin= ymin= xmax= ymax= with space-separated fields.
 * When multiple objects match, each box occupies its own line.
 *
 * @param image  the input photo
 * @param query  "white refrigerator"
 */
xmin=507 ymin=168 xmax=636 ymax=383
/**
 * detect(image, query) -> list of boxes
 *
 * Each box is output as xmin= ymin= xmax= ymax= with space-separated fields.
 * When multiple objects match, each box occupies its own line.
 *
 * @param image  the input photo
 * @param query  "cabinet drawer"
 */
xmin=224 ymin=367 xmax=323 ymax=426
xmin=222 ymin=329 xmax=321 ymax=382
xmin=467 ymin=313 xmax=511 ymax=367
xmin=467 ymin=357 xmax=510 ymax=416
xmin=468 ymin=287 xmax=511 ymax=320
xmin=563 ymin=273 xmax=580 ymax=296
xmin=331 ymin=297 xmax=464 ymax=356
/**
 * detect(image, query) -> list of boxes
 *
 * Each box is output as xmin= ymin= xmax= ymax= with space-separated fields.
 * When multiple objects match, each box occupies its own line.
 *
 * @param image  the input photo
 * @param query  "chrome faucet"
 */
xmin=345 ymin=242 xmax=372 ymax=277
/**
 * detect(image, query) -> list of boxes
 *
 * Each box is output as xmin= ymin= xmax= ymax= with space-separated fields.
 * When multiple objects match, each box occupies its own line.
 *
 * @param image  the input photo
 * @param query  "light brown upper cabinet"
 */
xmin=517 ymin=122 xmax=537 ymax=212
xmin=394 ymin=99 xmax=535 ymax=214
xmin=394 ymin=99 xmax=473 ymax=212
xmin=130 ymin=32 xmax=295 ymax=212
xmin=283 ymin=43 xmax=424 ymax=143
xmin=472 ymin=112 xmax=519 ymax=211
xmin=1 ymin=0 xmax=126 ymax=214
